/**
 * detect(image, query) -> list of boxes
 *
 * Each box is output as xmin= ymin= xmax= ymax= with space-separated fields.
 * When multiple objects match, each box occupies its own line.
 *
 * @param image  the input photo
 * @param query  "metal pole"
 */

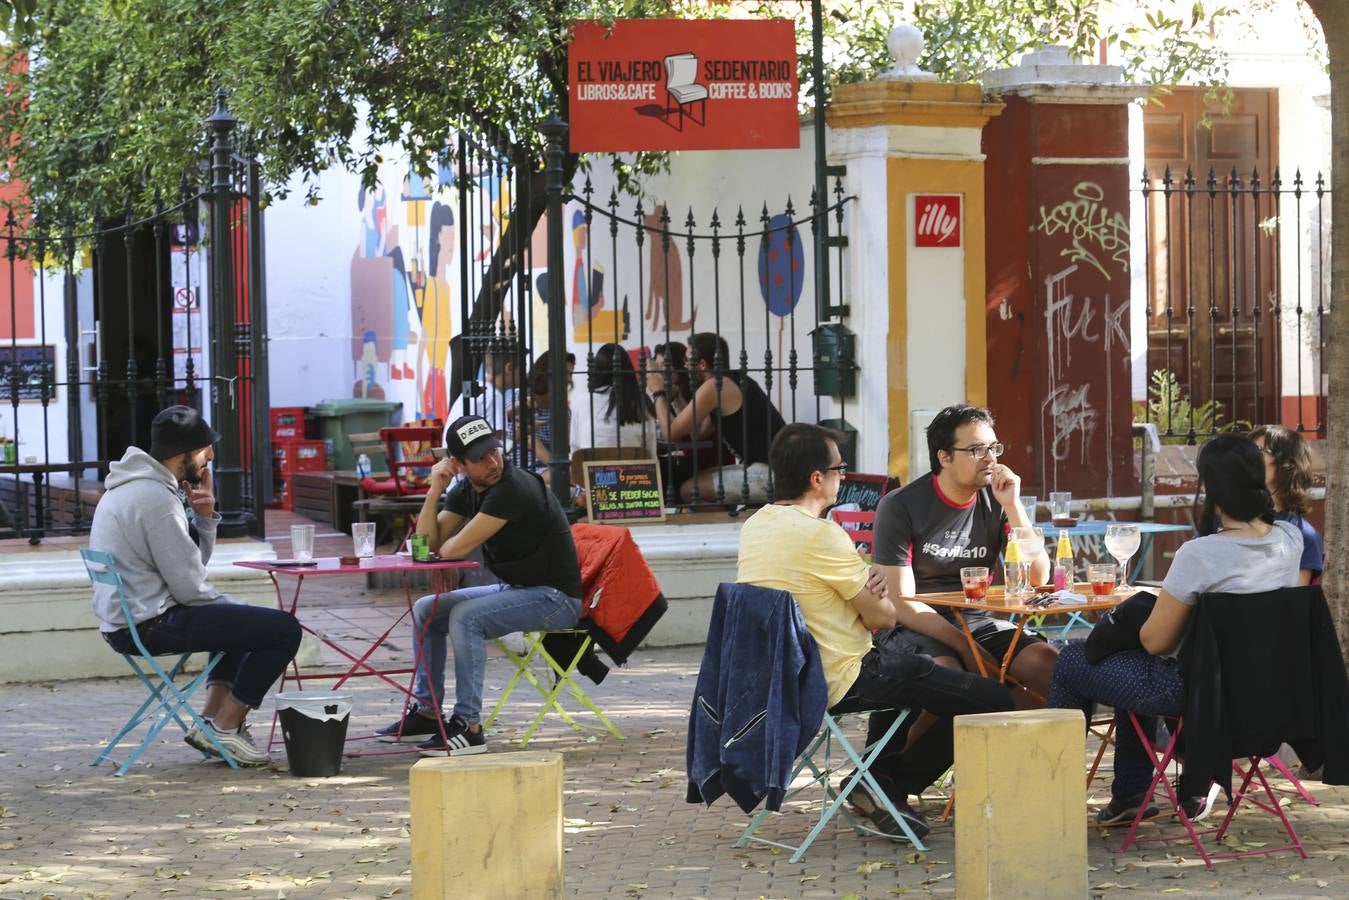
xmin=811 ymin=0 xmax=831 ymax=322
xmin=541 ymin=119 xmax=572 ymax=510
xmin=205 ymin=89 xmax=244 ymax=533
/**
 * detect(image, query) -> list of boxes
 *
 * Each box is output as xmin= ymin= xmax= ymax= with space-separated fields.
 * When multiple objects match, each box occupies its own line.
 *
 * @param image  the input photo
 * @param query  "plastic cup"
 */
xmin=352 ymin=522 xmax=377 ymax=559
xmin=1019 ymin=495 xmax=1038 ymax=523
xmin=291 ymin=523 xmax=315 ymax=563
xmin=1050 ymin=491 xmax=1073 ymax=526
xmin=1088 ymin=562 xmax=1117 ymax=597
xmin=960 ymin=566 xmax=990 ymax=602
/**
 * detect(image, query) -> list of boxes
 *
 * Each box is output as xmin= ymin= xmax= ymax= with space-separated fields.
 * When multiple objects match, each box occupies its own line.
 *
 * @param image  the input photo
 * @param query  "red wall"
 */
xmin=984 ymin=96 xmax=1138 ymax=498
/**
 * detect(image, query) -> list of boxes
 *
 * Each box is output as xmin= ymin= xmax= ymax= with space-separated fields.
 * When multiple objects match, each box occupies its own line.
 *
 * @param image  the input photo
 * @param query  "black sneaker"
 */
xmin=848 ymin=779 xmax=930 ymax=842
xmin=1097 ymin=795 xmax=1160 ymax=826
xmin=417 ymin=714 xmax=487 ymax=756
xmin=375 ymin=707 xmax=446 ymax=744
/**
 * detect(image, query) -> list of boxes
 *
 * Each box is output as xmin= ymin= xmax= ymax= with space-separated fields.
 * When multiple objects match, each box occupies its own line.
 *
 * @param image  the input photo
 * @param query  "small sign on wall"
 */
xmin=583 ymin=459 xmax=665 ymax=524
xmin=568 ymin=19 xmax=800 ymax=152
xmin=914 ymin=195 xmax=962 ymax=248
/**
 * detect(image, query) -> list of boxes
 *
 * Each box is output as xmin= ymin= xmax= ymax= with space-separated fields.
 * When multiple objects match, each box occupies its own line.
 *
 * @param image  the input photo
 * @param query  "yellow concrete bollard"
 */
xmin=953 ymin=709 xmax=1086 ymax=900
xmin=410 ymin=751 xmax=564 ymax=900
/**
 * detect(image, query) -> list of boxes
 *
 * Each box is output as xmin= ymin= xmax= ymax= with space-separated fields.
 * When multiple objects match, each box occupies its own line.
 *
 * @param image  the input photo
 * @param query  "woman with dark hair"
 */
xmin=1046 ymin=433 xmax=1304 ymax=825
xmin=570 ymin=343 xmax=654 ymax=455
xmin=1250 ymin=425 xmax=1323 ymax=584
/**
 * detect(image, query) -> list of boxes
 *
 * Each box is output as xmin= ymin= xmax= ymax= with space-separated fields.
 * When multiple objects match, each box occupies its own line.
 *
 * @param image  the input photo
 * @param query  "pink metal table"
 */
xmin=235 ymin=554 xmax=477 ymax=755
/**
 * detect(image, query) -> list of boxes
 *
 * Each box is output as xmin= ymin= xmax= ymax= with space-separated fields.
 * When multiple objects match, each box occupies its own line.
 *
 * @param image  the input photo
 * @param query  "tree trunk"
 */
xmin=1305 ymin=0 xmax=1349 ymax=658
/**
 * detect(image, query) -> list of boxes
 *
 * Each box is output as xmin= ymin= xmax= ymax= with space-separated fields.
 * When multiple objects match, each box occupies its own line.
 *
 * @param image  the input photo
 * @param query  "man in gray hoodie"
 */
xmin=90 ymin=406 xmax=301 ymax=767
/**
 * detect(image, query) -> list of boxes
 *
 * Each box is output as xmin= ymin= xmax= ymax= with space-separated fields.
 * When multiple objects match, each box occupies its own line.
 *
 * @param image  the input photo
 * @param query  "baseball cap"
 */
xmin=445 ymin=414 xmax=502 ymax=462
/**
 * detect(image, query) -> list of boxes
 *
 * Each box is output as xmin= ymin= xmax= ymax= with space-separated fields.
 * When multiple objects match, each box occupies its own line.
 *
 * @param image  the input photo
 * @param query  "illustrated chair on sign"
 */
xmin=1116 ymin=585 xmax=1349 ymax=869
xmin=82 ymin=549 xmax=240 ymax=775
xmin=690 ymin=583 xmax=924 ymax=863
xmin=664 ymin=52 xmax=708 ymax=130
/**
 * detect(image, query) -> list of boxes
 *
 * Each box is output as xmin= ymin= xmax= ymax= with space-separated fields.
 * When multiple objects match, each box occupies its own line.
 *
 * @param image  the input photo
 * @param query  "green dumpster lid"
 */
xmin=309 ymin=399 xmax=403 ymax=415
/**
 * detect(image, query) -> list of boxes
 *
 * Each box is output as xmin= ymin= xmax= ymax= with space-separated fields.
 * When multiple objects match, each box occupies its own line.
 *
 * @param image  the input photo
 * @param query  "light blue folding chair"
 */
xmin=81 ymin=548 xmax=239 ymax=775
xmin=736 ymin=705 xmax=926 ymax=861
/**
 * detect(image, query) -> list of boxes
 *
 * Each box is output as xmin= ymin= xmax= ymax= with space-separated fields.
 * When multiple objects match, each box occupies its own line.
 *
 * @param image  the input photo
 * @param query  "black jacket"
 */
xmin=1179 ymin=586 xmax=1349 ymax=798
xmin=1083 ymin=591 xmax=1157 ymax=664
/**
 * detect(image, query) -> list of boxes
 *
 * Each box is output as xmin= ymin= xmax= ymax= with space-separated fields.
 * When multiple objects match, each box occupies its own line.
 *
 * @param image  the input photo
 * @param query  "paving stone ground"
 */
xmin=3 ymin=584 xmax=1348 ymax=899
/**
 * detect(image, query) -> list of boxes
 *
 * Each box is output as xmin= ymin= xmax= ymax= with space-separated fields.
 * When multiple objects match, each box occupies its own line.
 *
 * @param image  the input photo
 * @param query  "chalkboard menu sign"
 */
xmin=0 ymin=345 xmax=56 ymax=403
xmin=831 ymin=472 xmax=898 ymax=513
xmin=583 ymin=459 xmax=665 ymax=524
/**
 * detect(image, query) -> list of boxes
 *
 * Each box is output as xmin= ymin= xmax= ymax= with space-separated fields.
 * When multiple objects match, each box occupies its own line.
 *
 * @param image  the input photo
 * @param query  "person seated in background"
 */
xmin=646 ymin=331 xmax=786 ymax=505
xmin=1047 ymin=433 xmax=1306 ymax=824
xmin=90 ymin=405 xmax=302 ymax=767
xmin=1250 ymin=424 xmax=1323 ymax=584
xmin=737 ymin=423 xmax=1014 ymax=840
xmin=517 ymin=348 xmax=575 ymax=483
xmin=650 ymin=341 xmax=736 ymax=501
xmin=570 ymin=342 xmax=655 ymax=457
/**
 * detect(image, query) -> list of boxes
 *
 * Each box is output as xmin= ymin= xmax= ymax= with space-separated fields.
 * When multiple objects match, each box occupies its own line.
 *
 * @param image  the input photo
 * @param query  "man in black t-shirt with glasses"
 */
xmin=873 ymin=404 xmax=1058 ymax=704
xmin=375 ymin=413 xmax=584 ymax=755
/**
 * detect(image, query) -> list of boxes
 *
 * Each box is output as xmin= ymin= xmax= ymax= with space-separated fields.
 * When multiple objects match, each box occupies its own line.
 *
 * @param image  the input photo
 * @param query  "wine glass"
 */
xmin=1009 ymin=526 xmax=1044 ymax=600
xmin=1104 ymin=523 xmax=1141 ymax=591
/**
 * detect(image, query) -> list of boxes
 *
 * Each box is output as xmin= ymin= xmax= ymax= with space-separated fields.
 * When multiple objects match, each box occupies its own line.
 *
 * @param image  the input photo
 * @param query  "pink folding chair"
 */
xmin=830 ymin=509 xmax=876 ymax=555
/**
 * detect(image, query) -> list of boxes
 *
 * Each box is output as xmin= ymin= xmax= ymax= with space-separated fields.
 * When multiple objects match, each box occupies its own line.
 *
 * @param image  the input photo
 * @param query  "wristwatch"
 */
xmin=650 ymin=390 xmax=667 ymax=400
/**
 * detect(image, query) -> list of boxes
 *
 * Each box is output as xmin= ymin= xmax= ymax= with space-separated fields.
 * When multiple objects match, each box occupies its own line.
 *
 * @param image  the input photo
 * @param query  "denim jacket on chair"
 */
xmin=686 ymin=583 xmax=828 ymax=814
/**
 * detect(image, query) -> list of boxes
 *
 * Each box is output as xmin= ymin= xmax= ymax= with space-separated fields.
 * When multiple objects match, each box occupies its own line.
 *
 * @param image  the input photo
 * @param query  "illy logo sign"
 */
xmin=914 ymin=195 xmax=961 ymax=248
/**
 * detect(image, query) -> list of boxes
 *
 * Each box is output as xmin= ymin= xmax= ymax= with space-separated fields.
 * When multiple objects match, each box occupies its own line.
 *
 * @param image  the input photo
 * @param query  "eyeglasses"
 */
xmin=822 ymin=463 xmax=848 ymax=475
xmin=951 ymin=442 xmax=1004 ymax=460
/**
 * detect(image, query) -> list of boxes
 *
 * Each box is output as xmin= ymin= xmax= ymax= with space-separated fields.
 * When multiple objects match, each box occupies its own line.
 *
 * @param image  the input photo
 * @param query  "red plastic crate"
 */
xmin=270 ymin=407 xmax=308 ymax=442
xmin=271 ymin=476 xmax=293 ymax=510
xmin=273 ymin=439 xmax=326 ymax=475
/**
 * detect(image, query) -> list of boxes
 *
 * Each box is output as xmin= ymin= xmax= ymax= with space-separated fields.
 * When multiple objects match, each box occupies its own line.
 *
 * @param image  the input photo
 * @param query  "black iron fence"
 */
xmin=1138 ymin=165 xmax=1329 ymax=442
xmin=0 ymin=94 xmax=266 ymax=541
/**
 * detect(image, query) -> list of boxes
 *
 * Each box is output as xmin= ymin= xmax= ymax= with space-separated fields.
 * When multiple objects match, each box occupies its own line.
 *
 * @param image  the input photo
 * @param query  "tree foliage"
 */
xmin=0 ymin=0 xmax=1239 ymax=229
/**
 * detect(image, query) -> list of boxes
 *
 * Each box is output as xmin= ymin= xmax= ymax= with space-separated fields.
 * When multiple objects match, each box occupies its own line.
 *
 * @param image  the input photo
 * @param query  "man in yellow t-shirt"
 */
xmin=736 ymin=423 xmax=1013 ymax=840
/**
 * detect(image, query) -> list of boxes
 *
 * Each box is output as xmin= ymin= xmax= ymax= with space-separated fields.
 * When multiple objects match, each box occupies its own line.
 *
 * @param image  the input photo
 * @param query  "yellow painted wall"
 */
xmin=886 ymin=158 xmax=989 ymax=483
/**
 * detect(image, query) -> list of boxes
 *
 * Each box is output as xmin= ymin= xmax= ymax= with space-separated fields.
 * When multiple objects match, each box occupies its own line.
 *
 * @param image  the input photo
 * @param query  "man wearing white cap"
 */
xmin=376 ymin=413 xmax=583 ymax=754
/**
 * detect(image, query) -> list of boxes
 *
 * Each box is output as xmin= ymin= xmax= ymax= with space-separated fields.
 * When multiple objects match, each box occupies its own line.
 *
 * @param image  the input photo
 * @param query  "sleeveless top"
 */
xmin=715 ymin=373 xmax=785 ymax=466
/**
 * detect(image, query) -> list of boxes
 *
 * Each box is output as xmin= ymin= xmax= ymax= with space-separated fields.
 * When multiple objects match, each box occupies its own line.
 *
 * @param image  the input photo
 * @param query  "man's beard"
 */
xmin=182 ymin=459 xmax=203 ymax=487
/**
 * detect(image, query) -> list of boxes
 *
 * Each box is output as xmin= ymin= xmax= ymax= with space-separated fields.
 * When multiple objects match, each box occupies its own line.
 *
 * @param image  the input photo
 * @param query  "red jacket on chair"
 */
xmin=571 ymin=523 xmax=667 ymax=665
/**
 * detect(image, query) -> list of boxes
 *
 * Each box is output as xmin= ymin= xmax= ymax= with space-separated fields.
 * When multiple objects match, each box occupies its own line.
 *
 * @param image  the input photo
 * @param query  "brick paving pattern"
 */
xmin=3 ymin=580 xmax=1348 ymax=898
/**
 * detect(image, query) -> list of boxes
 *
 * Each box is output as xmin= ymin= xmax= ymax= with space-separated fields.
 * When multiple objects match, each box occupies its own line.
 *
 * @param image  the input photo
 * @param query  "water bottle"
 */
xmin=356 ymin=453 xmax=372 ymax=478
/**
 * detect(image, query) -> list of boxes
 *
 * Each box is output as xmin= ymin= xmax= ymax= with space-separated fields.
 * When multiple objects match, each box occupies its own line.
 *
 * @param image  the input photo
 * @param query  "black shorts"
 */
xmin=883 ymin=613 xmax=1047 ymax=663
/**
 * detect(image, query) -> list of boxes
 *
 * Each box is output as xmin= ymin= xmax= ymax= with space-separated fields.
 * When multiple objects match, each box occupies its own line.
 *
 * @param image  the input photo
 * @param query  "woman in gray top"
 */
xmin=1046 ymin=434 xmax=1302 ymax=825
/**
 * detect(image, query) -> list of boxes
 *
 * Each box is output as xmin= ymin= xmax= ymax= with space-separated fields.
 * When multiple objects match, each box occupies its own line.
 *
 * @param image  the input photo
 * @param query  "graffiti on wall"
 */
xmin=1036 ymin=182 xmax=1130 ymax=281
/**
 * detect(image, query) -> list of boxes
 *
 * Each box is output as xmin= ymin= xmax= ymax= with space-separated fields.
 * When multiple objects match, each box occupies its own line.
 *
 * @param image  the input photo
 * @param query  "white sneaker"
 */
xmin=499 ymin=631 xmax=529 ymax=656
xmin=186 ymin=721 xmax=269 ymax=767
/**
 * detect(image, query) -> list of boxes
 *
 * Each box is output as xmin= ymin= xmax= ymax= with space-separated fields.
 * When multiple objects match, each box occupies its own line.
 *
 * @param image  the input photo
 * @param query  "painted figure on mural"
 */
xmin=351 ymin=184 xmax=418 ymax=398
xmin=415 ymin=201 xmax=456 ymax=423
xmin=643 ymin=204 xmax=694 ymax=337
xmin=571 ymin=209 xmax=628 ymax=343
xmin=351 ymin=187 xmax=393 ymax=399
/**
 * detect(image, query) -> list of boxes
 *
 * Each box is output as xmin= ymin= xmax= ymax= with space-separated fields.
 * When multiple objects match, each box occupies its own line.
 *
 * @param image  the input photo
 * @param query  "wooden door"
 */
xmin=1142 ymin=88 xmax=1280 ymax=434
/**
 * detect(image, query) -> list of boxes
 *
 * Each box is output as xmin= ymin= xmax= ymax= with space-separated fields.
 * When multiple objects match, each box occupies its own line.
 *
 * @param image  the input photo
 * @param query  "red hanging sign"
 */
xmin=568 ymin=19 xmax=800 ymax=152
xmin=914 ymin=195 xmax=962 ymax=248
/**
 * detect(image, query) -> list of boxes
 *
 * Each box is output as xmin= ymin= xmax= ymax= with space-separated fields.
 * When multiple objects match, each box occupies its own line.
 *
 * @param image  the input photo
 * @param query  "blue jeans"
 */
xmin=103 ymin=602 xmax=302 ymax=710
xmin=1046 ymin=641 xmax=1184 ymax=801
xmin=409 ymin=583 xmax=581 ymax=724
